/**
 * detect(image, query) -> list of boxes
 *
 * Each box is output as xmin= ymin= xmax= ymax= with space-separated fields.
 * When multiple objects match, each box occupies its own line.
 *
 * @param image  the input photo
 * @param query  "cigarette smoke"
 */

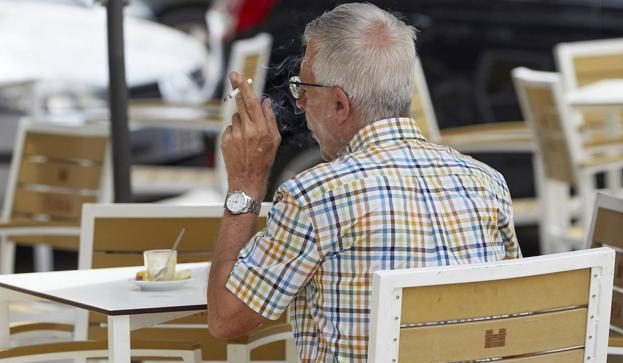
xmin=260 ymin=54 xmax=316 ymax=150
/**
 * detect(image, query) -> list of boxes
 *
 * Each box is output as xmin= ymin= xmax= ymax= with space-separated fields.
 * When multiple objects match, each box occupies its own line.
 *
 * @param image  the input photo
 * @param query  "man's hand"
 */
xmin=221 ymin=72 xmax=281 ymax=201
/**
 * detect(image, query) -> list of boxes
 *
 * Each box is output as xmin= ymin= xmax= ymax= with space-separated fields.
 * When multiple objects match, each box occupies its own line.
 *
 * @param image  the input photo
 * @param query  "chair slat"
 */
xmin=91 ymin=251 xmax=211 ymax=269
xmin=9 ymin=235 xmax=79 ymax=251
xmin=573 ymin=54 xmax=623 ymax=87
xmin=87 ymin=321 xmax=287 ymax=362
xmin=401 ymin=268 xmax=590 ymax=324
xmin=614 ymin=251 xmax=623 ymax=289
xmin=18 ymin=160 xmax=102 ymax=190
xmin=496 ymin=348 xmax=583 ymax=362
xmin=92 ymin=217 xmax=266 ymax=252
xmin=399 ymin=308 xmax=587 ymax=363
xmin=23 ymin=132 xmax=107 ymax=162
xmin=242 ymin=54 xmax=260 ymax=81
xmin=593 ymin=209 xmax=623 ymax=249
xmin=611 ymin=290 xmax=623 ymax=331
xmin=12 ymin=189 xmax=95 ymax=219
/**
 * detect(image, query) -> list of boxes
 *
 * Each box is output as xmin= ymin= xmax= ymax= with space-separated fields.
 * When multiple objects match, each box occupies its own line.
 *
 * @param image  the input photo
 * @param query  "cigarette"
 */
xmin=223 ymin=79 xmax=253 ymax=102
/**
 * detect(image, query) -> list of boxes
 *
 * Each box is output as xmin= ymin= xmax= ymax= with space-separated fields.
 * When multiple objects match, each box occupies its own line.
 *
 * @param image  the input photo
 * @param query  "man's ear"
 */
xmin=334 ymin=87 xmax=351 ymax=124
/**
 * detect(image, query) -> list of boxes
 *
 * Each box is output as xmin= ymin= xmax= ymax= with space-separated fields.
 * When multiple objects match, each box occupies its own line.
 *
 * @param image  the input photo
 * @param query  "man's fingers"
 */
xmin=233 ymin=73 xmax=262 ymax=122
xmin=231 ymin=113 xmax=243 ymax=138
xmin=262 ymin=98 xmax=280 ymax=134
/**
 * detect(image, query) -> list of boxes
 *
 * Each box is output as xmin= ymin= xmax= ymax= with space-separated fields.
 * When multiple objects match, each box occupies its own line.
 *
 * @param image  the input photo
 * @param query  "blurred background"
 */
xmin=2 ymin=0 xmax=623 ymax=269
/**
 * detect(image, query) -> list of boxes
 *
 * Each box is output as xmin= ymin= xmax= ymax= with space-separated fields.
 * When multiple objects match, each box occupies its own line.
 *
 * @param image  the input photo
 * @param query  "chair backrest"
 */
xmin=411 ymin=56 xmax=440 ymax=142
xmin=512 ymin=67 xmax=583 ymax=185
xmin=368 ymin=248 xmax=615 ymax=363
xmin=221 ymin=32 xmax=272 ymax=112
xmin=78 ymin=202 xmax=289 ymax=362
xmin=215 ymin=32 xmax=273 ymax=194
xmin=1 ymin=118 xmax=111 ymax=249
xmin=586 ymin=192 xmax=623 ymax=335
xmin=555 ymin=38 xmax=623 ymax=90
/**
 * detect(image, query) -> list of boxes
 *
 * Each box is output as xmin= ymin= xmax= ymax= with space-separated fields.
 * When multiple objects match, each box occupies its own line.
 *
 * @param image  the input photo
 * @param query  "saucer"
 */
xmin=131 ymin=278 xmax=190 ymax=291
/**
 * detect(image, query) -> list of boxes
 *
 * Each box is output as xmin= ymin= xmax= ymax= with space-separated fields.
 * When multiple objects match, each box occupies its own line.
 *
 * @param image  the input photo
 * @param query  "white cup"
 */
xmin=143 ymin=249 xmax=177 ymax=281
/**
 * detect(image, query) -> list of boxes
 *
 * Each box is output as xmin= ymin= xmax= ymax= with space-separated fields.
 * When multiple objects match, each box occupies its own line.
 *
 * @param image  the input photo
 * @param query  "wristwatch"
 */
xmin=224 ymin=190 xmax=261 ymax=215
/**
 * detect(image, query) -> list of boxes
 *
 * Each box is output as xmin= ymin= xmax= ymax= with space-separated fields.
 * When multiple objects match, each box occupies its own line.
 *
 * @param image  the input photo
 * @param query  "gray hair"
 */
xmin=303 ymin=3 xmax=417 ymax=124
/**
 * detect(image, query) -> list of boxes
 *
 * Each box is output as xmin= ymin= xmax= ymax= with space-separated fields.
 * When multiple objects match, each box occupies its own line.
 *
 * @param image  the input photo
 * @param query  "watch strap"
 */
xmin=249 ymin=199 xmax=261 ymax=215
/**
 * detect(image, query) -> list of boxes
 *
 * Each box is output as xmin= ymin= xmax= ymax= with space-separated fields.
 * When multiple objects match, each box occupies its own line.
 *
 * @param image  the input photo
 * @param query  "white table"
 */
xmin=0 ymin=262 xmax=209 ymax=363
xmin=566 ymin=79 xmax=623 ymax=135
xmin=567 ymin=79 xmax=623 ymax=108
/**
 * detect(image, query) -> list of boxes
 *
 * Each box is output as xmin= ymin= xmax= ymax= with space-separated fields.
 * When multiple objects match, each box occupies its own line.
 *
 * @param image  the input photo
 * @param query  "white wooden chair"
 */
xmin=412 ymin=55 xmax=539 ymax=227
xmin=585 ymin=192 xmax=623 ymax=359
xmin=368 ymin=248 xmax=615 ymax=362
xmin=128 ymin=32 xmax=273 ymax=201
xmin=0 ymin=118 xmax=112 ymax=274
xmin=512 ymin=67 xmax=623 ymax=253
xmin=76 ymin=202 xmax=296 ymax=363
xmin=555 ymin=38 xmax=623 ymax=152
xmin=1 ymin=202 xmax=298 ymax=362
xmin=555 ymin=37 xmax=623 ymax=91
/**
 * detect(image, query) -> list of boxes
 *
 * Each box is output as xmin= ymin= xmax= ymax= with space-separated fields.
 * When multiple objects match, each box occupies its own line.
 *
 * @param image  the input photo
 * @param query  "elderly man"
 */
xmin=207 ymin=3 xmax=521 ymax=362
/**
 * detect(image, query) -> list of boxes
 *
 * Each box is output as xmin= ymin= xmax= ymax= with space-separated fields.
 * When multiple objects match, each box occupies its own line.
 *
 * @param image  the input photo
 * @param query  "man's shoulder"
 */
xmin=276 ymin=158 xmax=349 ymax=204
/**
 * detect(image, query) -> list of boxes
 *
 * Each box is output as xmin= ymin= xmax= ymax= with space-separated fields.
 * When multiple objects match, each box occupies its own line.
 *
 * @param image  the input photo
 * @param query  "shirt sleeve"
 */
xmin=495 ymin=175 xmax=522 ymax=259
xmin=225 ymin=190 xmax=321 ymax=320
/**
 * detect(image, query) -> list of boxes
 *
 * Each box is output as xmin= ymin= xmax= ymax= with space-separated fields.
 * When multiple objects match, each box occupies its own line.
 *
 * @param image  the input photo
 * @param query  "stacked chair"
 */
xmin=512 ymin=67 xmax=623 ymax=254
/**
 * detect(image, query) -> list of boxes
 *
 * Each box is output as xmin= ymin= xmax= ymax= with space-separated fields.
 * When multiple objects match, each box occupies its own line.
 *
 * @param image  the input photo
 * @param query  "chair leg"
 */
xmin=182 ymin=346 xmax=202 ymax=363
xmin=227 ymin=343 xmax=250 ymax=363
xmin=1 ymin=237 xmax=15 ymax=274
xmin=577 ymin=171 xmax=595 ymax=233
xmin=285 ymin=338 xmax=299 ymax=363
xmin=33 ymin=245 xmax=53 ymax=272
xmin=541 ymin=179 xmax=570 ymax=254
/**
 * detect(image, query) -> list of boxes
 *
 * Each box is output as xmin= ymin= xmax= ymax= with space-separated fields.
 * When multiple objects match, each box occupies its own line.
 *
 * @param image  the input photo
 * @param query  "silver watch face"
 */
xmin=226 ymin=191 xmax=248 ymax=213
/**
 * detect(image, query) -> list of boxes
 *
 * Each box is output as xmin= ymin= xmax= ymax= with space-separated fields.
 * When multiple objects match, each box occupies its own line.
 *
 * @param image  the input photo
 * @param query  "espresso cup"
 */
xmin=143 ymin=249 xmax=177 ymax=281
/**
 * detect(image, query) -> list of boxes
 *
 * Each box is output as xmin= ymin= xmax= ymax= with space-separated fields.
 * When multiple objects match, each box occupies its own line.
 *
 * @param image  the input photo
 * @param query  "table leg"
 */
xmin=108 ymin=315 xmax=131 ymax=363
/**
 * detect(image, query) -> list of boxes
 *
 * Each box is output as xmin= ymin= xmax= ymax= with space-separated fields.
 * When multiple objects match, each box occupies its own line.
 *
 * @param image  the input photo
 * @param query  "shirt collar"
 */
xmin=346 ymin=117 xmax=427 ymax=153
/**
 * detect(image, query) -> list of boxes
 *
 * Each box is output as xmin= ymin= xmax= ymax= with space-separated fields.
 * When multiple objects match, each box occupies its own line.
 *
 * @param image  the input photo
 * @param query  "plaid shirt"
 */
xmin=226 ymin=117 xmax=521 ymax=362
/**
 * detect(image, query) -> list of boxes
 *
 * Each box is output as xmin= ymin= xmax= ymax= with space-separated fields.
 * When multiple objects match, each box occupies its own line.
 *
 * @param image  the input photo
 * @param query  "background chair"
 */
xmin=77 ymin=202 xmax=296 ymax=362
xmin=128 ymin=32 xmax=273 ymax=202
xmin=368 ymin=248 xmax=615 ymax=363
xmin=411 ymin=55 xmax=540 ymax=227
xmin=585 ymin=192 xmax=623 ymax=361
xmin=555 ymin=37 xmax=623 ymax=172
xmin=555 ymin=37 xmax=623 ymax=91
xmin=0 ymin=118 xmax=112 ymax=274
xmin=512 ymin=67 xmax=623 ymax=253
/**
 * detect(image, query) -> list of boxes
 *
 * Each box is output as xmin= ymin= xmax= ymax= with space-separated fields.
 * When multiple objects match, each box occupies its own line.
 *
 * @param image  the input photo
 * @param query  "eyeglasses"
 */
xmin=288 ymin=75 xmax=333 ymax=100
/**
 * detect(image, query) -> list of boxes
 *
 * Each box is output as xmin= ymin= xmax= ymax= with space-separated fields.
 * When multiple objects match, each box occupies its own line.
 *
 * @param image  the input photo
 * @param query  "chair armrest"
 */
xmin=440 ymin=121 xmax=530 ymax=137
xmin=581 ymin=153 xmax=623 ymax=171
xmin=247 ymin=322 xmax=293 ymax=351
xmin=10 ymin=322 xmax=73 ymax=335
xmin=0 ymin=221 xmax=79 ymax=237
xmin=438 ymin=121 xmax=534 ymax=153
